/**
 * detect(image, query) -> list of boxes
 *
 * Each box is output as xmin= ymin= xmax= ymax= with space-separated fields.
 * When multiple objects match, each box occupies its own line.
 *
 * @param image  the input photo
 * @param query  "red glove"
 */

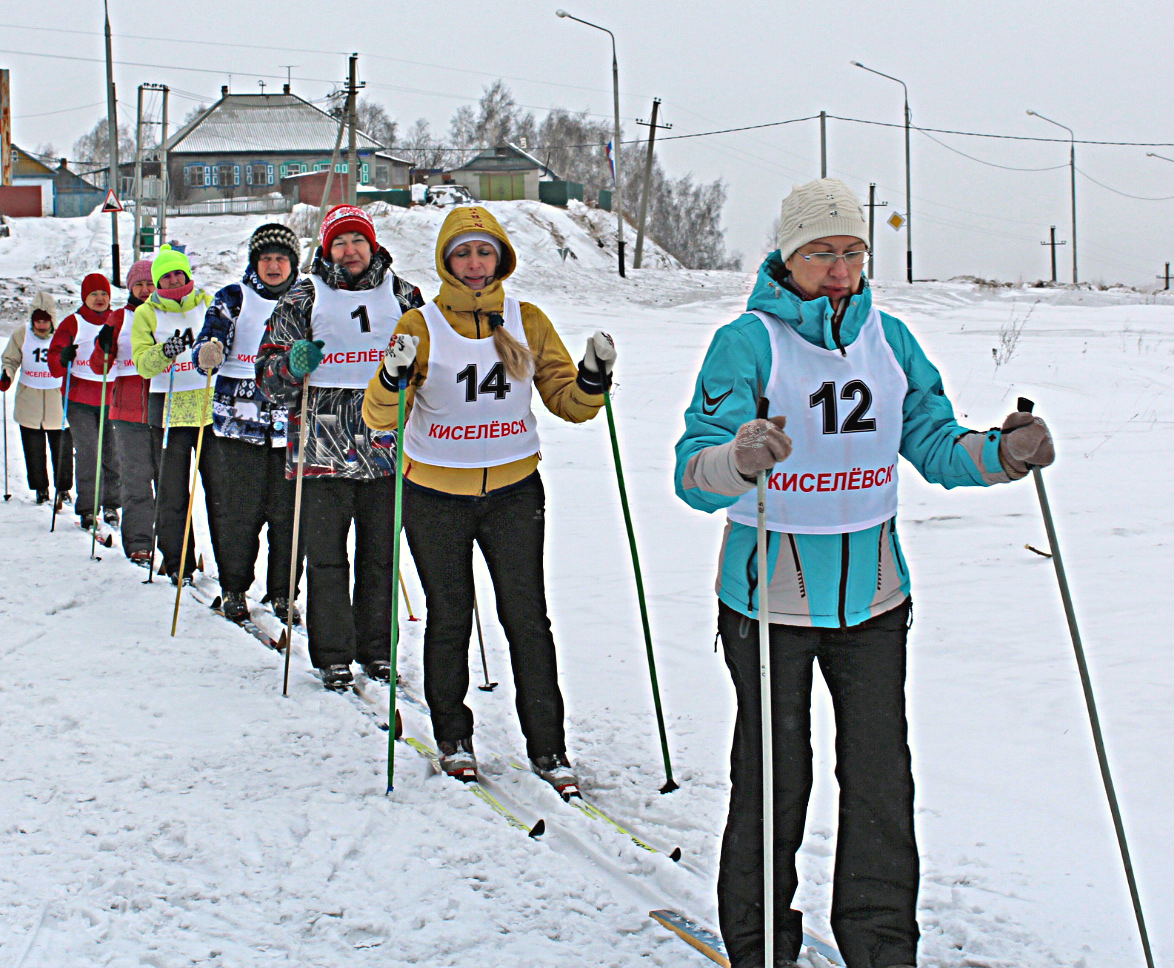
xmin=0 ymin=372 xmax=11 ymax=392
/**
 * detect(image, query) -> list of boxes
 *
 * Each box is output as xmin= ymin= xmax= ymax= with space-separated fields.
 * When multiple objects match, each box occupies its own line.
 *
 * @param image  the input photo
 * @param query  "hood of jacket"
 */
xmin=310 ymin=245 xmax=393 ymax=292
xmin=30 ymin=291 xmax=57 ymax=332
xmin=434 ymin=206 xmax=517 ymax=317
xmin=746 ymin=250 xmax=874 ymax=351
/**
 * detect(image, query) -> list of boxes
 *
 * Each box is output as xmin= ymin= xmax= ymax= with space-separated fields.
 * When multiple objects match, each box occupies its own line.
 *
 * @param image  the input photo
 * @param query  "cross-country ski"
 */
xmin=1 ymin=104 xmax=1169 ymax=967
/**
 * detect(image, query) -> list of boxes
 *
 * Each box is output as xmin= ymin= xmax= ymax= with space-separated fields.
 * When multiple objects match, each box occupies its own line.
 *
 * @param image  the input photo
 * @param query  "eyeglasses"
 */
xmin=794 ymin=249 xmax=871 ymax=267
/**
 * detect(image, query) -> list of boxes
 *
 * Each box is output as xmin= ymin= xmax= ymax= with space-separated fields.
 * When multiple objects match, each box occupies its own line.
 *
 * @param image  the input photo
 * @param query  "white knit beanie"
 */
xmin=443 ymin=231 xmax=503 ymax=262
xmin=777 ymin=178 xmax=869 ymax=261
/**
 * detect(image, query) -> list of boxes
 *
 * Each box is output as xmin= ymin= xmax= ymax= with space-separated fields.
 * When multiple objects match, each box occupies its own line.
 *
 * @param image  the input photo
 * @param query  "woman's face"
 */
xmin=783 ymin=235 xmax=867 ymax=309
xmin=84 ymin=290 xmax=110 ymax=312
xmin=31 ymin=314 xmax=52 ymax=337
xmin=447 ymin=241 xmax=499 ymax=291
xmin=131 ymin=280 xmax=155 ymax=302
xmin=157 ymin=270 xmax=189 ymax=290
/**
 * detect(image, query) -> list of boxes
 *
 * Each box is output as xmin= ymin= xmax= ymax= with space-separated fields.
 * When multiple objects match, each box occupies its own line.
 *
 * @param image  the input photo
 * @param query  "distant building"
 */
xmin=163 ymin=88 xmax=412 ymax=205
xmin=8 ymin=145 xmax=55 ymax=215
xmin=51 ymin=158 xmax=106 ymax=218
xmin=429 ymin=144 xmax=558 ymax=202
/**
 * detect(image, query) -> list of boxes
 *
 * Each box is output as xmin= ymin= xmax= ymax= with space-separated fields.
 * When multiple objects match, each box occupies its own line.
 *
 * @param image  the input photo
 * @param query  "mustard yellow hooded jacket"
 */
xmin=363 ymin=206 xmax=603 ymax=496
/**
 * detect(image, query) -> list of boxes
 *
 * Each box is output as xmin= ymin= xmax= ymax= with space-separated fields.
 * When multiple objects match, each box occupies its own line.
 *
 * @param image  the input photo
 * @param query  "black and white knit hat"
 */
xmin=777 ymin=178 xmax=869 ymax=261
xmin=248 ymin=223 xmax=300 ymax=267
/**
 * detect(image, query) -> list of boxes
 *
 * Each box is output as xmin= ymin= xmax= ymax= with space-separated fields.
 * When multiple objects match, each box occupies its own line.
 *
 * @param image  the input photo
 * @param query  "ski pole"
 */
xmin=170 ymin=348 xmax=217 ymax=636
xmin=386 ymin=369 xmax=408 ymax=794
xmin=1018 ymin=397 xmax=1155 ymax=968
xmin=754 ymin=395 xmax=775 ymax=968
xmin=89 ymin=357 xmax=110 ymax=560
xmin=49 ymin=362 xmax=73 ymax=532
xmin=144 ymin=366 xmax=176 ymax=584
xmin=602 ymin=386 xmax=677 ymax=793
xmin=282 ymin=373 xmax=311 ymax=697
xmin=398 ymin=570 xmax=419 ymax=621
xmin=3 ymin=386 xmax=10 ymax=502
xmin=473 ymin=586 xmax=498 ymax=691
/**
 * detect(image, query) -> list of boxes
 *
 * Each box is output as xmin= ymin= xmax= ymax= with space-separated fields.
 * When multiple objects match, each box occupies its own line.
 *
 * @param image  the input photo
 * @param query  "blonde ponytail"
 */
xmin=491 ymin=317 xmax=534 ymax=382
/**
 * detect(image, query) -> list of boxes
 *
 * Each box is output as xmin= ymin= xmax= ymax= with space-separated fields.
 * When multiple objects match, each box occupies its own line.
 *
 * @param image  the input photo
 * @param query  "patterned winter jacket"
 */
xmin=674 ymin=251 xmax=1017 ymax=629
xmin=256 ymin=247 xmax=424 ymax=480
xmin=194 ymin=266 xmax=292 ymax=447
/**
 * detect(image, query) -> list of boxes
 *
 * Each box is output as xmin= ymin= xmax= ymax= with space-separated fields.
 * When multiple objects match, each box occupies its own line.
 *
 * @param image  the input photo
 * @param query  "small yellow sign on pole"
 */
xmin=887 ymin=211 xmax=905 ymax=231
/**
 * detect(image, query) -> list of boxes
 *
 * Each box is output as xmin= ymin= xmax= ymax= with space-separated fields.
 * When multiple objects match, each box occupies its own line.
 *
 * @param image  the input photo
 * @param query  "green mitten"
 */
xmin=289 ymin=339 xmax=325 ymax=379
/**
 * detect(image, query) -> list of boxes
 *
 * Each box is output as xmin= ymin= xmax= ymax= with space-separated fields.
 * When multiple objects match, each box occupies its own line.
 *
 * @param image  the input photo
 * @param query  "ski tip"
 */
xmin=103 ymin=534 xmax=113 ymax=548
xmin=528 ymin=818 xmax=546 ymax=839
xmin=669 ymin=846 xmax=682 ymax=863
xmin=277 ymin=631 xmax=290 ymax=652
xmin=210 ymin=595 xmax=223 ymax=610
xmin=660 ymin=778 xmax=680 ymax=795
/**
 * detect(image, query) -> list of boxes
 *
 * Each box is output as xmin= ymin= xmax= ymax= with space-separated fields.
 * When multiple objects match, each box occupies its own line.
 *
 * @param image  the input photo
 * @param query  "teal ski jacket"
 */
xmin=674 ymin=252 xmax=1014 ymax=628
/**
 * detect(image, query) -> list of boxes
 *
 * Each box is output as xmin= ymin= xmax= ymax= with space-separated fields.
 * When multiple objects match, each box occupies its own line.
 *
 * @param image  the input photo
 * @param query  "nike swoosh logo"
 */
xmin=701 ymin=384 xmax=732 ymax=416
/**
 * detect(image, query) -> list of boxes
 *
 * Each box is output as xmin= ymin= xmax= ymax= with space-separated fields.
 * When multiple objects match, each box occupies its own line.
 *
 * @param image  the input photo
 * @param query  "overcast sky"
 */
xmin=5 ymin=0 xmax=1174 ymax=286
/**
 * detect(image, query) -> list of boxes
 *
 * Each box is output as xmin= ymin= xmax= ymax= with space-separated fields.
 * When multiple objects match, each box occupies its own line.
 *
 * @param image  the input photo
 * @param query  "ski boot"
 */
xmin=129 ymin=550 xmax=153 ymax=568
xmin=530 ymin=752 xmax=580 ymax=800
xmin=103 ymin=507 xmax=120 ymax=527
xmin=271 ymin=596 xmax=301 ymax=626
xmin=437 ymin=737 xmax=477 ymax=782
xmin=319 ymin=664 xmax=354 ymax=692
xmin=361 ymin=660 xmax=391 ymax=682
xmin=222 ymin=591 xmax=249 ymax=623
xmin=79 ymin=511 xmax=95 ymax=531
xmin=54 ymin=490 xmax=71 ymax=513
xmin=35 ymin=490 xmax=49 ymax=505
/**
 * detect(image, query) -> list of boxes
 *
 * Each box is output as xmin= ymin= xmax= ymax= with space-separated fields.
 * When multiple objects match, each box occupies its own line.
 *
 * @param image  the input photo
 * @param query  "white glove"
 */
xmin=382 ymin=333 xmax=419 ymax=382
xmin=582 ymin=331 xmax=616 ymax=375
xmin=197 ymin=339 xmax=224 ymax=370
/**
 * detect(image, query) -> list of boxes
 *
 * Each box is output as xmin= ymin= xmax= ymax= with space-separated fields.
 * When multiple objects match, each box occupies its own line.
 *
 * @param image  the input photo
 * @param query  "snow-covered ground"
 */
xmin=0 ymin=204 xmax=1170 ymax=967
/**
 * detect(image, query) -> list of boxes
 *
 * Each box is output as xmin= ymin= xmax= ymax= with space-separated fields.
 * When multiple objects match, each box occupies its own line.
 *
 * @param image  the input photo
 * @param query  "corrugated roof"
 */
xmin=451 ymin=144 xmax=558 ymax=178
xmin=164 ymin=93 xmax=397 ymax=157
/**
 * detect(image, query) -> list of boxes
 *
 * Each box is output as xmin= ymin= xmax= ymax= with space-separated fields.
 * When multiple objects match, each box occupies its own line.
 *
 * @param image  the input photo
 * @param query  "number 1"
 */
xmin=351 ymin=305 xmax=371 ymax=333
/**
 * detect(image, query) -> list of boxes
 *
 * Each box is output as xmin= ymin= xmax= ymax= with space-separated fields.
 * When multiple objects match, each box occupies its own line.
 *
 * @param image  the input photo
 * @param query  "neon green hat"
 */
xmin=151 ymin=244 xmax=193 ymax=287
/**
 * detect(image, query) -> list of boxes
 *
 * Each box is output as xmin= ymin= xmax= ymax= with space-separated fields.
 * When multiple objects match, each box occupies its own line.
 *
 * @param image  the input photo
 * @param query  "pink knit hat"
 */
xmin=126 ymin=260 xmax=153 ymax=288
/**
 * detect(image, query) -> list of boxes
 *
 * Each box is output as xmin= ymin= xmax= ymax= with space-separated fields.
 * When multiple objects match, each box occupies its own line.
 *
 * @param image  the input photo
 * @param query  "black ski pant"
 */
xmin=152 ymin=425 xmax=221 ymax=580
xmin=716 ymin=599 xmax=918 ymax=968
xmin=70 ymin=400 xmax=120 ymax=517
xmin=210 ymin=436 xmax=303 ymax=599
xmin=19 ymin=426 xmax=73 ymax=493
xmin=302 ymin=475 xmax=395 ymax=669
xmin=112 ymin=420 xmax=157 ymax=557
xmin=403 ymin=473 xmax=566 ymax=761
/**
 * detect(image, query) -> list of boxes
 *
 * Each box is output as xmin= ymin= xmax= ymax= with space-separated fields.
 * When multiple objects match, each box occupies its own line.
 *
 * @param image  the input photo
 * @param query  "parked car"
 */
xmin=424 ymin=184 xmax=475 ymax=207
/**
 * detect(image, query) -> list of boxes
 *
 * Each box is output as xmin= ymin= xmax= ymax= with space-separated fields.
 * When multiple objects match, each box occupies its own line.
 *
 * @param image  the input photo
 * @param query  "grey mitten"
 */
xmin=197 ymin=339 xmax=225 ymax=370
xmin=998 ymin=411 xmax=1055 ymax=478
xmin=733 ymin=416 xmax=792 ymax=478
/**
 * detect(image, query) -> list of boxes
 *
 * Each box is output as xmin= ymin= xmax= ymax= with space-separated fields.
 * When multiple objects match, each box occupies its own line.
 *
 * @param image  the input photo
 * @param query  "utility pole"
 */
xmin=866 ymin=183 xmax=887 ymax=279
xmin=159 ymin=85 xmax=168 ymax=247
xmin=138 ymin=83 xmax=169 ymax=254
xmin=104 ymin=0 xmax=121 ymax=285
xmin=1 ymin=69 xmax=12 ymax=187
xmin=1158 ymin=263 xmax=1171 ymax=291
xmin=345 ymin=53 xmax=364 ymax=206
xmin=133 ymin=85 xmax=144 ymax=260
xmin=633 ymin=98 xmax=671 ymax=269
xmin=1040 ymin=226 xmax=1066 ymax=284
xmin=820 ymin=111 xmax=827 ymax=178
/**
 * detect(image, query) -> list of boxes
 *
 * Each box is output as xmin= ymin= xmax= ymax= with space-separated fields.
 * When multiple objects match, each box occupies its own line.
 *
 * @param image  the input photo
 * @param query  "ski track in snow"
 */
xmin=1 ymin=203 xmax=1171 ymax=966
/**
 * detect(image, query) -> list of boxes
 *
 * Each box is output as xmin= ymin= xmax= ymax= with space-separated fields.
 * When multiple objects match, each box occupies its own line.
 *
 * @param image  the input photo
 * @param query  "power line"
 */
xmin=14 ymin=100 xmax=106 ymax=119
xmin=916 ymin=128 xmax=1068 ymax=172
xmin=1075 ymin=168 xmax=1174 ymax=201
xmin=828 ymin=114 xmax=1174 ymax=148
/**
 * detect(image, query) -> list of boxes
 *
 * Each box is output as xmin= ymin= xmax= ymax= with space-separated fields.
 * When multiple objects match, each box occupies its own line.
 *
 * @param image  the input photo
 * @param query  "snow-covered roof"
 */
xmin=449 ymin=143 xmax=558 ymax=178
xmin=163 ymin=93 xmax=409 ymax=163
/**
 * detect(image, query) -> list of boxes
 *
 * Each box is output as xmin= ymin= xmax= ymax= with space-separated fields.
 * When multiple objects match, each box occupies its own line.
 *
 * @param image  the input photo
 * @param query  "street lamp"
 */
xmin=852 ymin=61 xmax=912 ymax=284
xmin=1028 ymin=110 xmax=1077 ymax=285
xmin=1147 ymin=151 xmax=1174 ymax=165
xmin=556 ymin=9 xmax=625 ymax=277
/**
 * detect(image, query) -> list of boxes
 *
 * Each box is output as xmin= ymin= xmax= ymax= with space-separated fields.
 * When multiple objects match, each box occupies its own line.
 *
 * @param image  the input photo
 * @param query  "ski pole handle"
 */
xmin=1018 ymin=396 xmax=1035 ymax=414
xmin=756 ymin=397 xmax=769 ymax=420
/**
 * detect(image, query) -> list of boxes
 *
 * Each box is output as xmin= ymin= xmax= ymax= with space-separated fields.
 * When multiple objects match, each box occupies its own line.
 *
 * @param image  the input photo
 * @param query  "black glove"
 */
xmin=161 ymin=329 xmax=193 ymax=360
xmin=97 ymin=324 xmax=116 ymax=354
xmin=59 ymin=343 xmax=78 ymax=366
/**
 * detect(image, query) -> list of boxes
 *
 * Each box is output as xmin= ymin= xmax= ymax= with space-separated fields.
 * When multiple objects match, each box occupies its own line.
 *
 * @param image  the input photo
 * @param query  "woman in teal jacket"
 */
xmin=674 ymin=179 xmax=1054 ymax=968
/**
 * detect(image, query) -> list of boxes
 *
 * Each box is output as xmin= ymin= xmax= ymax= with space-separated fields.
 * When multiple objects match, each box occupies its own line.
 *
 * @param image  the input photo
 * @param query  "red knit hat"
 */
xmin=81 ymin=273 xmax=111 ymax=301
xmin=320 ymin=204 xmax=376 ymax=256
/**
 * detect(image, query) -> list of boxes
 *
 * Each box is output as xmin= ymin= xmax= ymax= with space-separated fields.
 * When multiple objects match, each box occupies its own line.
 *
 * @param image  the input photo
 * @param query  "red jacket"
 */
xmin=49 ymin=306 xmax=114 ymax=408
xmin=92 ymin=306 xmax=149 ymax=423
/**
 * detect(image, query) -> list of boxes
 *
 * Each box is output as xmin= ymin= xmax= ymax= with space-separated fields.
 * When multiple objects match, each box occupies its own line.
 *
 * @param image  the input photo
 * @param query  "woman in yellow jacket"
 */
xmin=131 ymin=244 xmax=221 ymax=584
xmin=363 ymin=206 xmax=615 ymax=794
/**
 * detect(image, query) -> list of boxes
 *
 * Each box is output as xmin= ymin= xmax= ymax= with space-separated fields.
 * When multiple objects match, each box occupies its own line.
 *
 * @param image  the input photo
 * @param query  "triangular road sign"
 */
xmin=101 ymin=189 xmax=124 ymax=214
